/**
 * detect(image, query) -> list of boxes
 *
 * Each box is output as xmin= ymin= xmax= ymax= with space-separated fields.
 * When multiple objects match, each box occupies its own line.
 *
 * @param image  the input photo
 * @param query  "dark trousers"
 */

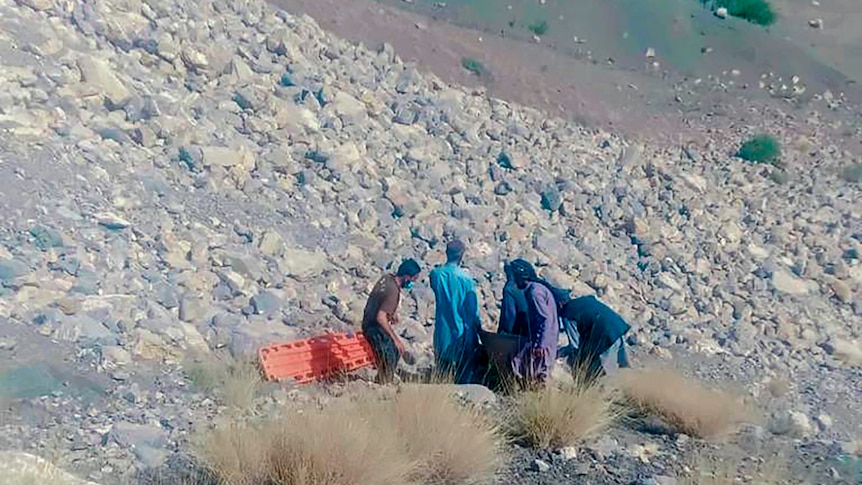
xmin=363 ymin=324 xmax=400 ymax=384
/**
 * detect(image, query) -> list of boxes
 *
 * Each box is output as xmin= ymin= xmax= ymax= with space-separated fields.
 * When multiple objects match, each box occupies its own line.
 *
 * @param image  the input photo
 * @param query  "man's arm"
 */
xmin=376 ymin=310 xmax=404 ymax=353
xmin=377 ymin=280 xmax=405 ymax=354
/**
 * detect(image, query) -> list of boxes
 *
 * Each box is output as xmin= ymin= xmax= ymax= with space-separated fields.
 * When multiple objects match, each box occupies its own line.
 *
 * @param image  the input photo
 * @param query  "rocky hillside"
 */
xmin=0 ymin=0 xmax=860 ymax=482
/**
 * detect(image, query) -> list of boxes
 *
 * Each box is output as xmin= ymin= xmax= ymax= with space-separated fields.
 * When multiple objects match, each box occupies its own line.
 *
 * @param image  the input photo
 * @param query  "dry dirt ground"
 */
xmin=272 ymin=0 xmax=862 ymax=152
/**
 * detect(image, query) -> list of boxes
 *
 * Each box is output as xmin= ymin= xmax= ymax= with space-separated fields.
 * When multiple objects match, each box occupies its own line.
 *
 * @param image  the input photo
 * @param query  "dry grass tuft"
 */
xmin=185 ymin=355 xmax=261 ymax=409
xmin=508 ymin=368 xmax=620 ymax=450
xmin=196 ymin=385 xmax=502 ymax=485
xmin=614 ymin=368 xmax=750 ymax=439
xmin=392 ymin=385 xmax=501 ymax=485
xmin=198 ymin=402 xmax=411 ymax=485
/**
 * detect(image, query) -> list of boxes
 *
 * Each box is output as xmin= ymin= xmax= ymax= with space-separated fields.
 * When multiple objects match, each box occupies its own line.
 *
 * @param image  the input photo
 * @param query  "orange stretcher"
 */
xmin=258 ymin=332 xmax=376 ymax=383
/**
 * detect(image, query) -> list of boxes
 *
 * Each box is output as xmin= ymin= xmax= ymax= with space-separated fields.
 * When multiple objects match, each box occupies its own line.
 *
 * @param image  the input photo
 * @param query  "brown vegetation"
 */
xmin=196 ymin=385 xmax=501 ymax=485
xmin=508 ymin=368 xmax=621 ymax=449
xmin=613 ymin=368 xmax=751 ymax=439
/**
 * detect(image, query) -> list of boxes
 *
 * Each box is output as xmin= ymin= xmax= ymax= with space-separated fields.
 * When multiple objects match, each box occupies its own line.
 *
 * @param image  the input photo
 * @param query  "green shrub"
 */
xmin=461 ymin=57 xmax=487 ymax=77
xmin=712 ymin=0 xmax=777 ymax=26
xmin=737 ymin=134 xmax=781 ymax=164
xmin=528 ymin=20 xmax=549 ymax=36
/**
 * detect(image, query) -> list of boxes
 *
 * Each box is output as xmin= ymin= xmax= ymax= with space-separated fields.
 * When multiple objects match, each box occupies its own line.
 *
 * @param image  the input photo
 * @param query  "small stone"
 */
xmin=280 ymin=248 xmax=328 ymax=281
xmin=111 ymin=370 xmax=130 ymax=381
xmin=645 ymin=47 xmax=656 ymax=58
xmin=716 ymin=7 xmax=728 ymax=18
xmin=540 ymin=186 xmax=562 ymax=212
xmin=558 ymin=446 xmax=578 ymax=460
xmin=30 ymin=225 xmax=64 ymax=250
xmin=179 ymin=296 xmax=208 ymax=323
xmin=251 ymin=291 xmax=283 ymax=316
xmin=451 ymin=384 xmax=496 ymax=407
xmin=258 ymin=231 xmax=285 ymax=257
xmin=814 ymin=413 xmax=833 ymax=431
xmin=0 ymin=258 xmax=30 ymax=283
xmin=0 ymin=339 xmax=16 ymax=351
xmin=809 ymin=18 xmax=823 ymax=29
xmin=821 ymin=339 xmax=862 ymax=367
xmin=830 ymin=279 xmax=851 ymax=303
xmin=771 ymin=270 xmax=810 ymax=295
xmin=77 ymin=56 xmax=130 ymax=107
xmin=531 ymin=459 xmax=551 ymax=473
xmin=97 ymin=212 xmax=131 ymax=230
xmin=770 ymin=410 xmax=812 ymax=438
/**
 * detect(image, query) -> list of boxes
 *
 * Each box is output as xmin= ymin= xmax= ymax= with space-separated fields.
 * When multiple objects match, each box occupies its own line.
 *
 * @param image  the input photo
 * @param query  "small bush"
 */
xmin=841 ymin=163 xmax=862 ymax=183
xmin=461 ymin=57 xmax=487 ymax=77
xmin=197 ymin=385 xmax=502 ymax=485
xmin=392 ymin=385 xmax=501 ymax=485
xmin=528 ymin=20 xmax=549 ymax=36
xmin=736 ymin=134 xmax=781 ymax=164
xmin=508 ymin=368 xmax=620 ymax=449
xmin=185 ymin=356 xmax=261 ymax=409
xmin=614 ymin=368 xmax=750 ymax=439
xmin=712 ymin=0 xmax=777 ymax=26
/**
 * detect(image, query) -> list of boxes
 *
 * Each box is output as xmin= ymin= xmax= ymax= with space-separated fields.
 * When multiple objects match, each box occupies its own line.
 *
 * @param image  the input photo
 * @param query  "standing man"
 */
xmin=499 ymin=261 xmax=528 ymax=336
xmin=507 ymin=259 xmax=560 ymax=388
xmin=361 ymin=258 xmax=422 ymax=384
xmin=429 ymin=240 xmax=482 ymax=384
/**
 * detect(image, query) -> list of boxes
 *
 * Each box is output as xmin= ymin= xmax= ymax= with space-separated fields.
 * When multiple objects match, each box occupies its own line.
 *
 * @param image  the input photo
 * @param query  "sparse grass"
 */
xmin=528 ymin=20 xmax=549 ymax=36
xmin=841 ymin=163 xmax=862 ymax=183
xmin=613 ymin=368 xmax=750 ymax=439
xmin=197 ymin=385 xmax=502 ymax=485
xmin=184 ymin=356 xmax=261 ymax=409
xmin=460 ymin=57 xmax=487 ymax=77
xmin=507 ymin=368 xmax=620 ymax=450
xmin=736 ymin=134 xmax=781 ymax=164
xmin=681 ymin=446 xmax=789 ymax=484
xmin=709 ymin=0 xmax=777 ymax=26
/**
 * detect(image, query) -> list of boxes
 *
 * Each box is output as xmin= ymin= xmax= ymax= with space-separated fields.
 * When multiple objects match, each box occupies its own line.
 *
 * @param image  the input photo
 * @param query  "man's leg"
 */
xmin=599 ymin=338 xmax=623 ymax=376
xmin=366 ymin=326 xmax=399 ymax=384
xmin=617 ymin=338 xmax=630 ymax=368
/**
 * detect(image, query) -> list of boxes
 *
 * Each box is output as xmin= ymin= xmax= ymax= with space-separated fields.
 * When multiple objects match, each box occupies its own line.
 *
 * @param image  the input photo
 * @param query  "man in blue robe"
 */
xmin=430 ymin=240 xmax=482 ymax=384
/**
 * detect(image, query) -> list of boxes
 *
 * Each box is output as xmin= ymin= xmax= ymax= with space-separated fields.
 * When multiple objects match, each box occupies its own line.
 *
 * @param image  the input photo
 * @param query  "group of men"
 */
xmin=360 ymin=240 xmax=632 ymax=387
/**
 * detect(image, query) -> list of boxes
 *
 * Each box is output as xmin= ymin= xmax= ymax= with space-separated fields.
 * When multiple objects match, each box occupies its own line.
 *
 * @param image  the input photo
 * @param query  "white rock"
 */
xmin=771 ymin=271 xmax=810 ymax=295
xmin=531 ymin=459 xmax=551 ymax=472
xmin=645 ymin=47 xmax=656 ymax=58
xmin=96 ymin=212 xmax=131 ymax=230
xmin=809 ymin=18 xmax=823 ymax=29
xmin=77 ymin=56 xmax=130 ymax=107
xmin=200 ymin=146 xmax=254 ymax=170
xmin=280 ymin=248 xmax=328 ymax=281
xmin=823 ymin=339 xmax=862 ymax=367
xmin=771 ymin=410 xmax=812 ymax=437
xmin=558 ymin=446 xmax=578 ymax=460
xmin=716 ymin=7 xmax=728 ymax=18
xmin=815 ymin=413 xmax=833 ymax=431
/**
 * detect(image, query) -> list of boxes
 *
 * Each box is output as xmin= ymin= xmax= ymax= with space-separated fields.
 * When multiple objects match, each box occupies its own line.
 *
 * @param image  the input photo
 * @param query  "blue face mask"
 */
xmin=402 ymin=281 xmax=414 ymax=291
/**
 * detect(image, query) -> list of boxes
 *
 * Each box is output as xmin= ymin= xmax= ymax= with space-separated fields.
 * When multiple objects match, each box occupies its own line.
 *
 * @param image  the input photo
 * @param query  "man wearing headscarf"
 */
xmin=429 ymin=240 xmax=482 ymax=384
xmin=499 ymin=262 xmax=529 ymax=335
xmin=506 ymin=259 xmax=559 ymax=387
xmin=560 ymin=295 xmax=631 ymax=380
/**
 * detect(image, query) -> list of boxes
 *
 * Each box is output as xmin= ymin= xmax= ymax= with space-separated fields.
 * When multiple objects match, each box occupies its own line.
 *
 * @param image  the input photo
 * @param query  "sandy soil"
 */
xmin=271 ymin=0 xmax=690 ymax=139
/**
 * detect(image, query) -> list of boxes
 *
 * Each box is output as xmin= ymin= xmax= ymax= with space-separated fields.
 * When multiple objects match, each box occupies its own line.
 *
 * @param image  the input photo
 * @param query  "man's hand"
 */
xmin=395 ymin=338 xmax=406 ymax=357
